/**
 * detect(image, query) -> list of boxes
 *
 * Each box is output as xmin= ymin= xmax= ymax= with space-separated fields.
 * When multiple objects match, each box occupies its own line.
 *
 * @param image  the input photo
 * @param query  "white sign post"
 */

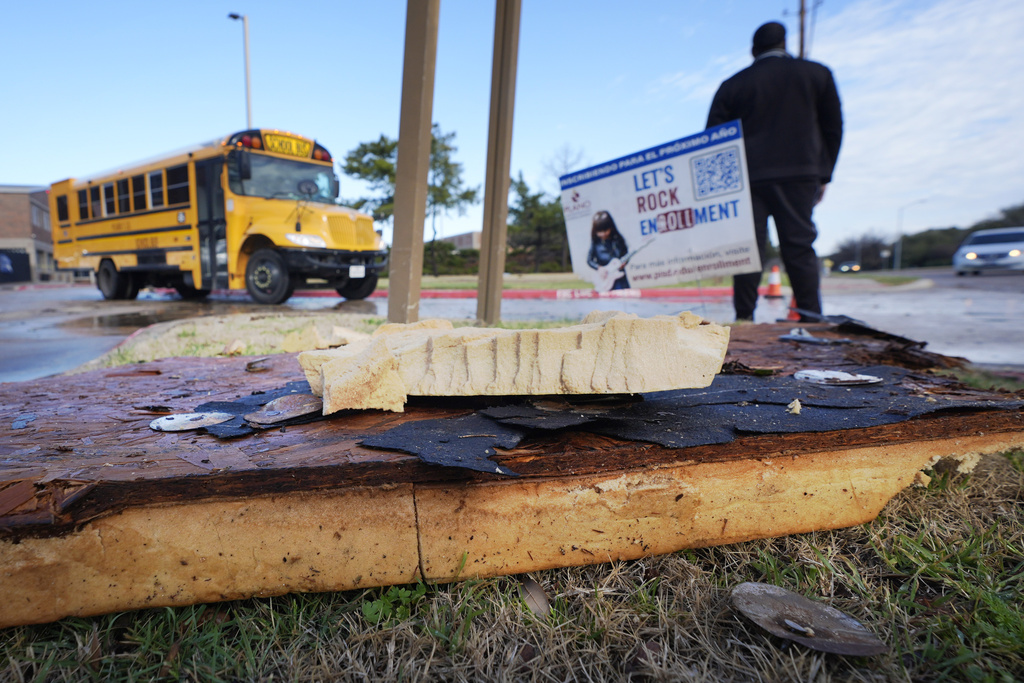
xmin=559 ymin=121 xmax=760 ymax=293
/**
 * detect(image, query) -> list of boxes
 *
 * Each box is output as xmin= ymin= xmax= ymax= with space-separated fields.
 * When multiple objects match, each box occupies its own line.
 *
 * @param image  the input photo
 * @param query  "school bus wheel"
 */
xmin=335 ymin=272 xmax=379 ymax=300
xmin=245 ymin=248 xmax=295 ymax=305
xmin=175 ymin=284 xmax=211 ymax=300
xmin=97 ymin=259 xmax=138 ymax=301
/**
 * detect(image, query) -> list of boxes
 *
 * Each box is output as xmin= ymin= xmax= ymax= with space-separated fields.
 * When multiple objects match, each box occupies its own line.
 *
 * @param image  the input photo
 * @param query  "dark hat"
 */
xmin=752 ymin=21 xmax=786 ymax=51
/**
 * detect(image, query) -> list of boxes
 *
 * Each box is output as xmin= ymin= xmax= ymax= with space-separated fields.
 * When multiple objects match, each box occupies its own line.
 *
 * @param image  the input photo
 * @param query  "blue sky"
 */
xmin=3 ymin=0 xmax=1022 ymax=254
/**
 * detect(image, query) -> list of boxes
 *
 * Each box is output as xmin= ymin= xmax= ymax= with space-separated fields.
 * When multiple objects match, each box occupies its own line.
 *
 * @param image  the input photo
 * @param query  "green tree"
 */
xmin=426 ymin=126 xmax=479 ymax=276
xmin=827 ymin=200 xmax=1024 ymax=270
xmin=901 ymin=226 xmax=968 ymax=268
xmin=340 ymin=135 xmax=398 ymax=222
xmin=341 ymin=124 xmax=479 ymax=276
xmin=968 ymin=201 xmax=1024 ymax=232
xmin=506 ymin=173 xmax=569 ymax=273
xmin=828 ymin=233 xmax=892 ymax=271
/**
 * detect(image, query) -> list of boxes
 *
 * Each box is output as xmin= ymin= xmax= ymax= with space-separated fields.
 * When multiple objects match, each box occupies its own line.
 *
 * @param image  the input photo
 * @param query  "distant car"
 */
xmin=838 ymin=261 xmax=861 ymax=273
xmin=952 ymin=227 xmax=1024 ymax=275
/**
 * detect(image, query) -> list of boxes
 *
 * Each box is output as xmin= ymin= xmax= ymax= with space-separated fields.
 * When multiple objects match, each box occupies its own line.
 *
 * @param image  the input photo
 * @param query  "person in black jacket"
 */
xmin=706 ymin=21 xmax=842 ymax=321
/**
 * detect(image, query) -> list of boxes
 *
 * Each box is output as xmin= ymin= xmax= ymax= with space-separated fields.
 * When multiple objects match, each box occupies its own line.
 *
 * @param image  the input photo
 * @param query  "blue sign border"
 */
xmin=559 ymin=121 xmax=743 ymax=191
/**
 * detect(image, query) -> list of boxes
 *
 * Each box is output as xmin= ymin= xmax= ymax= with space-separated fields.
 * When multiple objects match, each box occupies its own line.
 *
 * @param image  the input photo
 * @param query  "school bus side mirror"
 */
xmin=238 ymin=151 xmax=252 ymax=180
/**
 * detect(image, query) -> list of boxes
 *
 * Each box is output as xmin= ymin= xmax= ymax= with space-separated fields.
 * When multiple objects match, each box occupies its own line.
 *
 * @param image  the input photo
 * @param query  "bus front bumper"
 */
xmin=281 ymin=248 xmax=388 ymax=280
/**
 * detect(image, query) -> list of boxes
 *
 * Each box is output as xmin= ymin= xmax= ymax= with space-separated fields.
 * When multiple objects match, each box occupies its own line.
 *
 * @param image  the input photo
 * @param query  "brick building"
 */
xmin=439 ymin=230 xmax=482 ymax=250
xmin=0 ymin=184 xmax=63 ymax=283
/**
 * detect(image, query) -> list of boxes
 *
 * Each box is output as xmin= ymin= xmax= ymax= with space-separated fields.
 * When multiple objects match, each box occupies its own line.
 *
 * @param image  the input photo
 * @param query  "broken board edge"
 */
xmin=1 ymin=429 xmax=1021 ymax=629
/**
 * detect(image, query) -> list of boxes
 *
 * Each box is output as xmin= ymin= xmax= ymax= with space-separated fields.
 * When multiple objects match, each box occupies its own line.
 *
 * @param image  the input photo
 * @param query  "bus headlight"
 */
xmin=286 ymin=233 xmax=327 ymax=249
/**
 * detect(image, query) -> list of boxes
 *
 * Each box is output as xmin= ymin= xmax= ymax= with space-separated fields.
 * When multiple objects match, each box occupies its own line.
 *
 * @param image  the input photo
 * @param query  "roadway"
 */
xmin=0 ymin=267 xmax=1020 ymax=383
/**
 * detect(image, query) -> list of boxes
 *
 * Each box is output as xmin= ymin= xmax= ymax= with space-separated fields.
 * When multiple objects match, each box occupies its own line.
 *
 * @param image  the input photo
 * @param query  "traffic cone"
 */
xmin=786 ymin=296 xmax=802 ymax=321
xmin=765 ymin=265 xmax=784 ymax=299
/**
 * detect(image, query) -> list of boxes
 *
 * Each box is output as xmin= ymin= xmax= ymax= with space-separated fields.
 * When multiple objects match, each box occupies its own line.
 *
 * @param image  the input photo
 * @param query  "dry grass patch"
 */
xmin=2 ymin=451 xmax=1022 ymax=681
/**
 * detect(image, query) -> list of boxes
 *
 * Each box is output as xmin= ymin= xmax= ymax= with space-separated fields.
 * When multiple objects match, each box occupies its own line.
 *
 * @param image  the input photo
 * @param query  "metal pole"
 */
xmin=228 ymin=14 xmax=253 ymax=128
xmin=388 ymin=0 xmax=440 ymax=323
xmin=799 ymin=0 xmax=806 ymax=58
xmin=894 ymin=198 xmax=928 ymax=271
xmin=243 ymin=15 xmax=252 ymax=128
xmin=476 ymin=0 xmax=522 ymax=325
xmin=893 ymin=209 xmax=904 ymax=271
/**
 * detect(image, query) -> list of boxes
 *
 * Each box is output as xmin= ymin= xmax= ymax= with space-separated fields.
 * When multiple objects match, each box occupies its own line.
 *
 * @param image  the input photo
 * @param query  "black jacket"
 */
xmin=707 ymin=52 xmax=843 ymax=184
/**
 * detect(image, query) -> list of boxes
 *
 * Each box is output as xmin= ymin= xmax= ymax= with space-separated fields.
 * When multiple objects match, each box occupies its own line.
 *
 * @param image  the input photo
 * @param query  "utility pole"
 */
xmin=228 ymin=13 xmax=252 ymax=128
xmin=893 ymin=198 xmax=928 ymax=270
xmin=799 ymin=0 xmax=806 ymax=58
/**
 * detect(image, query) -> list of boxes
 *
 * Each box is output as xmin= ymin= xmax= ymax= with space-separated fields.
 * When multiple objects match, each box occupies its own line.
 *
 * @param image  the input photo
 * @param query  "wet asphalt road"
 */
xmin=0 ymin=267 xmax=1020 ymax=383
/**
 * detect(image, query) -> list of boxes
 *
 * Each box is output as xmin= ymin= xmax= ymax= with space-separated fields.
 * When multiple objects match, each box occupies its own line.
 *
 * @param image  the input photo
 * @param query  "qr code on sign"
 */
xmin=691 ymin=146 xmax=742 ymax=199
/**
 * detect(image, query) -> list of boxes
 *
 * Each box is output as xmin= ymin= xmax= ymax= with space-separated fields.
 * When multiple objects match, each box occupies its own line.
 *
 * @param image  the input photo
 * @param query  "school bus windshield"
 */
xmin=227 ymin=151 xmax=339 ymax=203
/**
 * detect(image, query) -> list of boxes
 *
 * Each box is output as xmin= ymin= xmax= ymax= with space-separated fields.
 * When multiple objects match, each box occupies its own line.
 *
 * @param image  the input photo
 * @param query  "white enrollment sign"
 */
xmin=559 ymin=121 xmax=760 ymax=292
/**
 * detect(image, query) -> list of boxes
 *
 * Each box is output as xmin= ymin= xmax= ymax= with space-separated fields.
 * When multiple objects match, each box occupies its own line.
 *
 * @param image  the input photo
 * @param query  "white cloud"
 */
xmin=809 ymin=0 xmax=1024 ymax=250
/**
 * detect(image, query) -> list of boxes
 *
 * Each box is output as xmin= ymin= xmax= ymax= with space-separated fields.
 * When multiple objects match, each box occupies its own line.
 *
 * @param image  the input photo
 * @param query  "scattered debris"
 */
xmin=779 ymin=328 xmax=851 ymax=345
xmin=223 ymin=339 xmax=247 ymax=356
xmin=361 ymin=413 xmax=524 ymax=476
xmin=149 ymin=412 xmax=237 ymax=432
xmin=245 ymin=357 xmax=271 ymax=373
xmin=11 ymin=414 xmax=37 ymax=430
xmin=132 ymin=405 xmax=174 ymax=414
xmin=731 ymin=582 xmax=887 ymax=656
xmin=794 ymin=369 xmax=883 ymax=386
xmin=244 ymin=394 xmax=323 ymax=426
xmin=519 ymin=577 xmax=550 ymax=617
xmin=786 ymin=399 xmax=802 ymax=415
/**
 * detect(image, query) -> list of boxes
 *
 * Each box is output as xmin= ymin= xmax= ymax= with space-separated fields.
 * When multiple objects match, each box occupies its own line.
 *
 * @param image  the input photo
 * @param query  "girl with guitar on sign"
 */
xmin=587 ymin=211 xmax=631 ymax=291
xmin=587 ymin=210 xmax=657 ymax=292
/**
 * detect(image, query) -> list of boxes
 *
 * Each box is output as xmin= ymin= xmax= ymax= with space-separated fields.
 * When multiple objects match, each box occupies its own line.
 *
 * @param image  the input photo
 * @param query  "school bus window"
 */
xmin=103 ymin=183 xmax=115 ymax=216
xmin=77 ymin=190 xmax=88 ymax=220
xmin=149 ymin=170 xmax=164 ymax=208
xmin=90 ymin=186 xmax=101 ymax=218
xmin=166 ymin=165 xmax=189 ymax=205
xmin=117 ymin=179 xmax=130 ymax=213
xmin=227 ymin=150 xmax=339 ymax=202
xmin=56 ymin=195 xmax=69 ymax=222
xmin=132 ymin=175 xmax=146 ymax=211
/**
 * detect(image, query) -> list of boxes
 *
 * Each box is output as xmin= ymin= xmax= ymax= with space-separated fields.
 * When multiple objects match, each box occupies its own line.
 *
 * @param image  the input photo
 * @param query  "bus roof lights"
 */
xmin=239 ymin=134 xmax=263 ymax=150
xmin=313 ymin=144 xmax=332 ymax=162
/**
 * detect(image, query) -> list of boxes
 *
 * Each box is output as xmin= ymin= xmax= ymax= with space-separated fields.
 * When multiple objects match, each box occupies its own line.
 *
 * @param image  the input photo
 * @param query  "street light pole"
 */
xmin=228 ymin=13 xmax=252 ymax=129
xmin=893 ymin=198 xmax=928 ymax=270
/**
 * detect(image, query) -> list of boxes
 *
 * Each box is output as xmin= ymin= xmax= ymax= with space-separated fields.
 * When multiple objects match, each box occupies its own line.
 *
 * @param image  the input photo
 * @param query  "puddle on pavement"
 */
xmin=58 ymin=302 xmax=264 ymax=335
xmin=54 ymin=295 xmax=379 ymax=336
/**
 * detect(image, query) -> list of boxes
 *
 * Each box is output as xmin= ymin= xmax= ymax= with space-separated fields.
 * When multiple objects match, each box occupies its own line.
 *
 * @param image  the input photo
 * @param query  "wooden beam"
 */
xmin=476 ymin=0 xmax=522 ymax=325
xmin=388 ymin=0 xmax=440 ymax=323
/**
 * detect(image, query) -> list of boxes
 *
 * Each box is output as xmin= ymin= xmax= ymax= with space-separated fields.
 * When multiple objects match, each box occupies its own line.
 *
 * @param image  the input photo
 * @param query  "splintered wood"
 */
xmin=298 ymin=311 xmax=731 ymax=414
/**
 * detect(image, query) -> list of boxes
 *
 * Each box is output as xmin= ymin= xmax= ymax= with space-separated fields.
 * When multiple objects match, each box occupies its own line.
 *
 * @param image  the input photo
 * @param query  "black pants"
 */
xmin=733 ymin=179 xmax=822 ymax=320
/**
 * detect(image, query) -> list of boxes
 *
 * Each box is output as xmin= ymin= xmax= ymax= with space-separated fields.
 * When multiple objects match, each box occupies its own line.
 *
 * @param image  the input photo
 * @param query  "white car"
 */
xmin=952 ymin=227 xmax=1024 ymax=275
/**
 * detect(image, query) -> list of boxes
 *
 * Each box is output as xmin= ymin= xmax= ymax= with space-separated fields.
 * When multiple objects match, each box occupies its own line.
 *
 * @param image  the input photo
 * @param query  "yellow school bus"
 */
xmin=48 ymin=129 xmax=386 ymax=304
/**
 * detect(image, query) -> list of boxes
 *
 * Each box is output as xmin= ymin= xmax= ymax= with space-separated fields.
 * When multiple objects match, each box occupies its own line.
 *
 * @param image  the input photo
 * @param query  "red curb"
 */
xmin=103 ymin=285 xmax=756 ymax=300
xmin=21 ymin=283 xmax=762 ymax=301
